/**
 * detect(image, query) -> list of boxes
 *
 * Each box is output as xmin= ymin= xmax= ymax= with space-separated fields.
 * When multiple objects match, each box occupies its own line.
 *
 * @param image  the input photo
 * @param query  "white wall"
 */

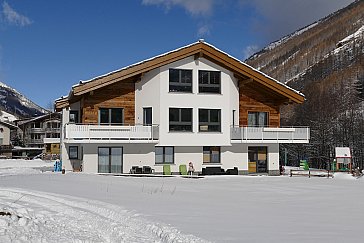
xmin=136 ymin=56 xmax=239 ymax=147
xmin=0 ymin=125 xmax=10 ymax=145
xmin=135 ymin=68 xmax=160 ymax=125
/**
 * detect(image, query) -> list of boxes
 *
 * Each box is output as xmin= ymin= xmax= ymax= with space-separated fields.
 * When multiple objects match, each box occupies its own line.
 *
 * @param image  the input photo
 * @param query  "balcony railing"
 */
xmin=231 ymin=126 xmax=310 ymax=143
xmin=64 ymin=124 xmax=159 ymax=142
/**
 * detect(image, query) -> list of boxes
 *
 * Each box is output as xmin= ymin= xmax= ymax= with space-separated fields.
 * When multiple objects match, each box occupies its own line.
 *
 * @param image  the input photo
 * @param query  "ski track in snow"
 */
xmin=0 ymin=188 xmax=208 ymax=243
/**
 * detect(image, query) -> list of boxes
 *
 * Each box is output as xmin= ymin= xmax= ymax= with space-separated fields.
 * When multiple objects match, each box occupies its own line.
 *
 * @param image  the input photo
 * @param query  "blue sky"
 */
xmin=0 ymin=0 xmax=355 ymax=108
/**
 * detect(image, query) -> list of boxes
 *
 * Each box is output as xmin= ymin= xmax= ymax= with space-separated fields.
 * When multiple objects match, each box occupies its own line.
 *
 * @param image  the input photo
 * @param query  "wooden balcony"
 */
xmin=231 ymin=126 xmax=310 ymax=143
xmin=63 ymin=124 xmax=159 ymax=143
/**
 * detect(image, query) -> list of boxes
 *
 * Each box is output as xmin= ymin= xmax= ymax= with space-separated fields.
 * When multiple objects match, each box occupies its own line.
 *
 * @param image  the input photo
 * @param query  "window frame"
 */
xmin=98 ymin=108 xmax=124 ymax=125
xmin=203 ymin=146 xmax=221 ymax=164
xmin=169 ymin=108 xmax=193 ymax=132
xmin=69 ymin=110 xmax=79 ymax=124
xmin=143 ymin=107 xmax=153 ymax=126
xmin=198 ymin=70 xmax=221 ymax=94
xmin=69 ymin=146 xmax=79 ymax=160
xmin=169 ymin=69 xmax=193 ymax=93
xmin=248 ymin=111 xmax=269 ymax=127
xmin=155 ymin=146 xmax=174 ymax=164
xmin=199 ymin=109 xmax=221 ymax=132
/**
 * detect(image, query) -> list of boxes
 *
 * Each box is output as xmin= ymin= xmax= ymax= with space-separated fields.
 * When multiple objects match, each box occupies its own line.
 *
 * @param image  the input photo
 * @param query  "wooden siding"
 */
xmin=55 ymin=41 xmax=304 ymax=111
xmin=239 ymin=81 xmax=280 ymax=127
xmin=81 ymin=79 xmax=135 ymax=125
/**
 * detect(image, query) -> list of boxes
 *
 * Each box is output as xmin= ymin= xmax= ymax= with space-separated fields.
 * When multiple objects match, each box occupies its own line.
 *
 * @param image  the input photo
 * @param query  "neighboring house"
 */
xmin=16 ymin=112 xmax=61 ymax=156
xmin=0 ymin=120 xmax=17 ymax=158
xmin=55 ymin=40 xmax=310 ymax=175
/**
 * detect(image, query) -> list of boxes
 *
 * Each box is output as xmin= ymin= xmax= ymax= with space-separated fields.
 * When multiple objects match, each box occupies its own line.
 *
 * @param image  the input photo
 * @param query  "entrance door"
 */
xmin=248 ymin=147 xmax=267 ymax=173
xmin=98 ymin=147 xmax=123 ymax=173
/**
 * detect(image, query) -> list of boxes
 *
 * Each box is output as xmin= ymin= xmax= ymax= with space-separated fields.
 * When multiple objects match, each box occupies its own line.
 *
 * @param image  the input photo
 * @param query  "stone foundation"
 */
xmin=268 ymin=170 xmax=280 ymax=176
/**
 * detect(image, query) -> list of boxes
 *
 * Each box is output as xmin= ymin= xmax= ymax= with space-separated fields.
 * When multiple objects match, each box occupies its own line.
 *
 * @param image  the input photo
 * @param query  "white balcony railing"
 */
xmin=64 ymin=124 xmax=159 ymax=142
xmin=231 ymin=126 xmax=310 ymax=143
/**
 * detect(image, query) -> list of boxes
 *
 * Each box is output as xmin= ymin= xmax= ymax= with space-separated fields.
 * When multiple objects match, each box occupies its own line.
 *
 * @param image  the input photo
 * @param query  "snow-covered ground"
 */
xmin=0 ymin=160 xmax=363 ymax=242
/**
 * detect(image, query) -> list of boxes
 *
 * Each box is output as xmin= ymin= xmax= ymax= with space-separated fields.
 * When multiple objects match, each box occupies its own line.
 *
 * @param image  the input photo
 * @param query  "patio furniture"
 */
xmin=163 ymin=165 xmax=171 ymax=175
xmin=142 ymin=166 xmax=153 ymax=174
xmin=130 ymin=166 xmax=142 ymax=174
xmin=179 ymin=164 xmax=188 ymax=175
xmin=202 ymin=167 xmax=225 ymax=175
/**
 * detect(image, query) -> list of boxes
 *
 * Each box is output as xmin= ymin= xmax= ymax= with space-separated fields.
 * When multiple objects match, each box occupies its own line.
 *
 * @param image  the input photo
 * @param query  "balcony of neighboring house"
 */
xmin=29 ymin=127 xmax=45 ymax=133
xmin=230 ymin=126 xmax=310 ymax=143
xmin=63 ymin=123 xmax=159 ymax=143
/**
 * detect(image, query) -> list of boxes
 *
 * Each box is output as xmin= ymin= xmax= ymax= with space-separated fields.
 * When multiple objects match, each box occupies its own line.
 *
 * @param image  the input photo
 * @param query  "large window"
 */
xmin=199 ymin=109 xmax=221 ymax=132
xmin=199 ymin=70 xmax=221 ymax=93
xmin=69 ymin=146 xmax=79 ymax=160
xmin=169 ymin=69 xmax=192 ymax=92
xmin=155 ymin=146 xmax=174 ymax=164
xmin=203 ymin=146 xmax=221 ymax=163
xmin=98 ymin=147 xmax=123 ymax=173
xmin=99 ymin=108 xmax=124 ymax=125
xmin=248 ymin=112 xmax=268 ymax=127
xmin=169 ymin=108 xmax=193 ymax=132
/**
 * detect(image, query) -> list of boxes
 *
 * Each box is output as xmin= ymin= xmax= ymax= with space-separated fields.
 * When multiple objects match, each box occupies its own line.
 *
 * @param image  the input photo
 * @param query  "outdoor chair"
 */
xmin=163 ymin=165 xmax=171 ymax=175
xmin=130 ymin=166 xmax=142 ymax=174
xmin=142 ymin=166 xmax=153 ymax=174
xmin=179 ymin=164 xmax=188 ymax=175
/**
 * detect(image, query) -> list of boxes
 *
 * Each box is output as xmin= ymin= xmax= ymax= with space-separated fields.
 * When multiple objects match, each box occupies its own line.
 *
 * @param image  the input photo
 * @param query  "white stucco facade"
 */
xmin=59 ymin=52 xmax=307 ymax=176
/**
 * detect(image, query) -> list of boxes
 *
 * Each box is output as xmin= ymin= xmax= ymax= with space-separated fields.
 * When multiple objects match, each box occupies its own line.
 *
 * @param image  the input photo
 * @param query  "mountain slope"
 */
xmin=0 ymin=81 xmax=48 ymax=119
xmin=247 ymin=0 xmax=364 ymax=90
xmin=246 ymin=0 xmax=364 ymax=168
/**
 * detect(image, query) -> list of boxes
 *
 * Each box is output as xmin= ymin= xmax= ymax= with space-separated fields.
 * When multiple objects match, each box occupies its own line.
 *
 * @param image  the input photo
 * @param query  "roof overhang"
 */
xmin=55 ymin=41 xmax=305 ymax=111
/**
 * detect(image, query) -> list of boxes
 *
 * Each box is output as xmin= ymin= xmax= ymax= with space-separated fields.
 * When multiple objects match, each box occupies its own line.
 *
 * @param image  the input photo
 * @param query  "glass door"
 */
xmin=98 ymin=147 xmax=123 ymax=173
xmin=110 ymin=147 xmax=123 ymax=173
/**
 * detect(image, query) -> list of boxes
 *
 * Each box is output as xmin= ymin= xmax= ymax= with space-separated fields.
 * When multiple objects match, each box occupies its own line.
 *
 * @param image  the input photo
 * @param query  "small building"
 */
xmin=335 ymin=147 xmax=352 ymax=171
xmin=0 ymin=120 xmax=18 ymax=158
xmin=15 ymin=112 xmax=61 ymax=158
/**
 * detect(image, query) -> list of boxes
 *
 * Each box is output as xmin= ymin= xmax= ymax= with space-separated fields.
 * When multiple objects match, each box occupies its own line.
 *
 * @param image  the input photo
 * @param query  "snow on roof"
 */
xmin=335 ymin=147 xmax=351 ymax=158
xmin=72 ymin=41 xmax=202 ymax=88
xmin=17 ymin=112 xmax=60 ymax=126
xmin=62 ymin=40 xmax=304 ymax=99
xmin=202 ymin=42 xmax=305 ymax=97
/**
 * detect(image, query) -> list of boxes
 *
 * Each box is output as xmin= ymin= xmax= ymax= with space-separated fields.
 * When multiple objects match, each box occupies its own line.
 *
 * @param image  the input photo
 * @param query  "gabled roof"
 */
xmin=0 ymin=120 xmax=18 ymax=130
xmin=55 ymin=40 xmax=305 ymax=110
xmin=17 ymin=112 xmax=61 ymax=126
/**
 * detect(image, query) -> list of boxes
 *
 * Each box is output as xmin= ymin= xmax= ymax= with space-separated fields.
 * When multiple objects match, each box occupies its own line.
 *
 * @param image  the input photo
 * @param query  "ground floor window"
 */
xmin=98 ymin=147 xmax=123 ymax=173
xmin=203 ymin=146 xmax=220 ymax=163
xmin=155 ymin=146 xmax=174 ymax=164
xmin=248 ymin=146 xmax=267 ymax=173
xmin=69 ymin=146 xmax=79 ymax=159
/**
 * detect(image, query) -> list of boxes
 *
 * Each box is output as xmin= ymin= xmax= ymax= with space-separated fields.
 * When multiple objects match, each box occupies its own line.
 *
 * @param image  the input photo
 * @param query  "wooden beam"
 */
xmin=239 ymin=78 xmax=254 ymax=85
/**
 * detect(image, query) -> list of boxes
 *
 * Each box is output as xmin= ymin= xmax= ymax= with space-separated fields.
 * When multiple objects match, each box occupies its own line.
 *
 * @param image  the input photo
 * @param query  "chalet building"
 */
xmin=16 ymin=113 xmax=61 ymax=156
xmin=0 ymin=120 xmax=17 ymax=158
xmin=55 ymin=40 xmax=309 ymax=175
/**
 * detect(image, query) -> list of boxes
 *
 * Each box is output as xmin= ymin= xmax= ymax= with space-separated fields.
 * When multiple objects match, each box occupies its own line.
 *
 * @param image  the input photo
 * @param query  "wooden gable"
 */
xmin=55 ymin=41 xmax=304 ymax=111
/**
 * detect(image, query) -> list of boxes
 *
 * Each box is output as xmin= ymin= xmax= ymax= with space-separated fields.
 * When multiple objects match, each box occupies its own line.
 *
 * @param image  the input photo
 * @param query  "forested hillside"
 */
xmin=247 ymin=0 xmax=364 ymax=168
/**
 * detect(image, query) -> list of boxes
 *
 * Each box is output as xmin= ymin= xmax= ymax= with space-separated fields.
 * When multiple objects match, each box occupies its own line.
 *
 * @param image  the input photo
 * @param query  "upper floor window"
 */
xmin=169 ymin=69 xmax=192 ymax=93
xmin=199 ymin=109 xmax=221 ymax=132
xmin=199 ymin=70 xmax=221 ymax=94
xmin=248 ymin=112 xmax=268 ymax=127
xmin=169 ymin=108 xmax=193 ymax=132
xmin=99 ymin=108 xmax=124 ymax=125
xmin=69 ymin=110 xmax=79 ymax=123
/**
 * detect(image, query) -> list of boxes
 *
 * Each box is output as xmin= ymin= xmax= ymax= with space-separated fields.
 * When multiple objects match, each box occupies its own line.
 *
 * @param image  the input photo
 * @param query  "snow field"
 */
xmin=0 ymin=159 xmax=363 ymax=242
